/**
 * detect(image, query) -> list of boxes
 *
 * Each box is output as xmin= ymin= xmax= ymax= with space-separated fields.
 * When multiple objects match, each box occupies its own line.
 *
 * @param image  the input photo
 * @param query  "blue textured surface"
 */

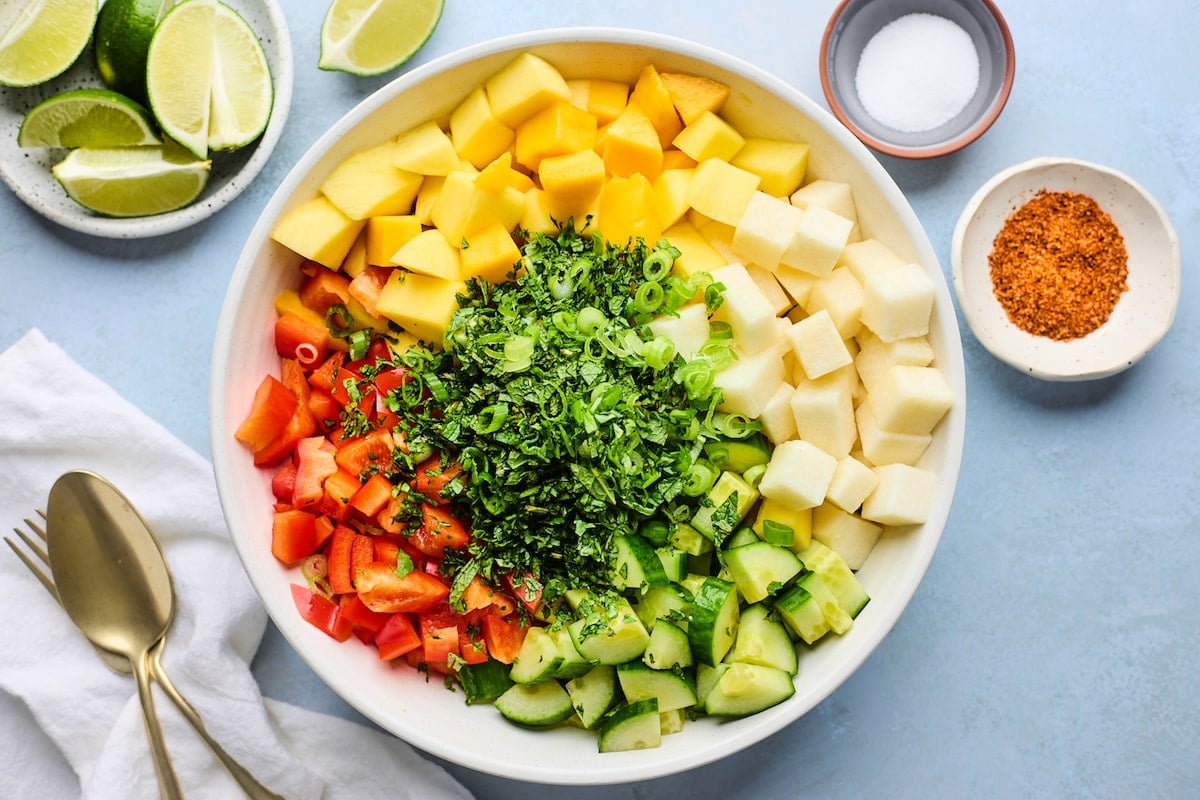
xmin=3 ymin=2 xmax=1197 ymax=797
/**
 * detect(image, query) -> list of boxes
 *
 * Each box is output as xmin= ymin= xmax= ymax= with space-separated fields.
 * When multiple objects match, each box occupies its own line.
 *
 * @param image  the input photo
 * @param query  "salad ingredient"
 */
xmin=94 ymin=0 xmax=173 ymax=104
xmin=51 ymin=143 xmax=211 ymax=217
xmin=146 ymin=0 xmax=273 ymax=158
xmin=0 ymin=0 xmax=97 ymax=87
xmin=17 ymin=88 xmax=161 ymax=148
xmin=319 ymin=0 xmax=444 ymax=76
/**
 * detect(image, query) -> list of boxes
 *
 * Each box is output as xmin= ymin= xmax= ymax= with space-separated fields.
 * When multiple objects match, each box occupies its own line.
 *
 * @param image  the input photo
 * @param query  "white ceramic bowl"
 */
xmin=0 ymin=0 xmax=292 ymax=239
xmin=952 ymin=157 xmax=1180 ymax=381
xmin=210 ymin=28 xmax=966 ymax=784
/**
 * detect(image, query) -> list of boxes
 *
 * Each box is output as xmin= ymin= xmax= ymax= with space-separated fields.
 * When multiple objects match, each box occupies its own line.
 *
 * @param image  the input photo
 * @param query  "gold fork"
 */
xmin=7 ymin=513 xmax=283 ymax=800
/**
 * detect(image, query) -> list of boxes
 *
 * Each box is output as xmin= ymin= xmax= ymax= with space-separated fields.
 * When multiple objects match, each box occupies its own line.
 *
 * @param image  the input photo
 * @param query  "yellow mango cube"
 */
xmin=686 ymin=157 xmax=760 ymax=226
xmin=461 ymin=222 xmax=522 ymax=283
xmin=392 ymin=121 xmax=460 ymax=176
xmin=596 ymin=174 xmax=661 ymax=246
xmin=514 ymin=101 xmax=598 ymax=171
xmin=520 ymin=188 xmax=558 ymax=235
xmin=659 ymin=72 xmax=731 ymax=125
xmin=475 ymin=151 xmax=514 ymax=194
xmin=340 ymin=229 xmax=369 ymax=277
xmin=390 ymin=228 xmax=462 ymax=281
xmin=671 ymin=110 xmax=745 ymax=163
xmin=366 ymin=215 xmax=422 ymax=267
xmin=414 ymin=174 xmax=445 ymax=225
xmin=586 ymin=79 xmax=629 ymax=125
xmin=628 ymin=64 xmax=682 ymax=147
xmin=320 ymin=144 xmax=423 ymax=220
xmin=566 ymin=78 xmax=589 ymax=111
xmin=484 ymin=52 xmax=571 ymax=128
xmin=652 ymin=168 xmax=693 ymax=230
xmin=732 ymin=138 xmax=811 ymax=198
xmin=273 ymin=289 xmax=327 ymax=331
xmin=752 ymin=498 xmax=813 ymax=551
xmin=662 ymin=220 xmax=727 ymax=278
xmin=601 ymin=104 xmax=663 ymax=180
xmin=271 ymin=196 xmax=366 ymax=269
xmin=538 ymin=149 xmax=605 ymax=223
xmin=450 ymin=86 xmax=515 ymax=169
xmin=661 ymin=148 xmax=697 ymax=171
xmin=431 ymin=170 xmax=525 ymax=244
xmin=375 ymin=270 xmax=467 ymax=346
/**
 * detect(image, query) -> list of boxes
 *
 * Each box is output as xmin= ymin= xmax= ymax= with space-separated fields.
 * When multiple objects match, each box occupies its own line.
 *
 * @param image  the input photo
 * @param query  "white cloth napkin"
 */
xmin=0 ymin=329 xmax=473 ymax=800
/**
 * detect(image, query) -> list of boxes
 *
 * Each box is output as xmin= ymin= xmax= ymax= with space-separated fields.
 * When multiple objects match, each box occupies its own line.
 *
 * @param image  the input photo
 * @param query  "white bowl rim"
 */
xmin=950 ymin=155 xmax=1181 ymax=381
xmin=211 ymin=26 xmax=966 ymax=784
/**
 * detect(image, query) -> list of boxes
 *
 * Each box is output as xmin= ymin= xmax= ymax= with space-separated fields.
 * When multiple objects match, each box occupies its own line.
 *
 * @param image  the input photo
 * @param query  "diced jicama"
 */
xmin=860 ymin=262 xmax=936 ymax=343
xmin=854 ymin=402 xmax=932 ymax=467
xmin=647 ymin=303 xmax=709 ymax=361
xmin=861 ymin=464 xmax=936 ymax=526
xmin=781 ymin=205 xmax=853 ymax=277
xmin=712 ymin=348 xmax=786 ymax=419
xmin=837 ymin=238 xmax=906 ymax=284
xmin=786 ymin=309 xmax=852 ymax=380
xmin=825 ymin=455 xmax=878 ymax=514
xmin=709 ymin=263 xmax=779 ymax=355
xmin=806 ymin=267 xmax=863 ymax=339
xmin=788 ymin=372 xmax=857 ymax=458
xmin=866 ymin=365 xmax=954 ymax=436
xmin=757 ymin=439 xmax=837 ymax=511
xmin=812 ymin=504 xmax=882 ymax=570
xmin=854 ymin=333 xmax=935 ymax=395
xmin=757 ymin=381 xmax=797 ymax=445
xmin=731 ymin=191 xmax=804 ymax=272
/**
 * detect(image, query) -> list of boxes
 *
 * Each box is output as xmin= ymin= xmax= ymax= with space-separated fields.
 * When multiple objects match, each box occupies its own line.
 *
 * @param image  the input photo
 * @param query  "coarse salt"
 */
xmin=854 ymin=13 xmax=980 ymax=134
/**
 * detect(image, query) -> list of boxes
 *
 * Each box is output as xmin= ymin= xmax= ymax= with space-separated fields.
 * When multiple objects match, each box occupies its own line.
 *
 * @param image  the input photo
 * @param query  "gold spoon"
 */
xmin=46 ymin=470 xmax=281 ymax=800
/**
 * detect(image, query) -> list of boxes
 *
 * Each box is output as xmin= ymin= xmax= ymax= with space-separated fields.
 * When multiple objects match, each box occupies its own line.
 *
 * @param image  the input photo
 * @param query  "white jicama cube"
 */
xmin=860 ymin=262 xmax=936 ymax=342
xmin=786 ymin=308 xmax=852 ymax=380
xmin=790 ymin=179 xmax=860 ymax=242
xmin=732 ymin=191 xmax=805 ymax=272
xmin=836 ymin=238 xmax=906 ymax=284
xmin=854 ymin=333 xmax=935 ymax=395
xmin=775 ymin=317 xmax=797 ymax=377
xmin=855 ymin=402 xmax=932 ymax=467
xmin=709 ymin=263 xmax=779 ymax=355
xmin=774 ymin=265 xmax=817 ymax=307
xmin=781 ymin=206 xmax=853 ymax=277
xmin=826 ymin=455 xmax=879 ymax=513
xmin=713 ymin=348 xmax=786 ymax=419
xmin=758 ymin=439 xmax=838 ymax=511
xmin=758 ymin=380 xmax=798 ymax=444
xmin=812 ymin=503 xmax=882 ymax=570
xmin=647 ymin=303 xmax=709 ymax=361
xmin=806 ymin=267 xmax=863 ymax=339
xmin=745 ymin=263 xmax=793 ymax=317
xmin=862 ymin=463 xmax=936 ymax=526
xmin=789 ymin=373 xmax=856 ymax=458
xmin=867 ymin=365 xmax=955 ymax=436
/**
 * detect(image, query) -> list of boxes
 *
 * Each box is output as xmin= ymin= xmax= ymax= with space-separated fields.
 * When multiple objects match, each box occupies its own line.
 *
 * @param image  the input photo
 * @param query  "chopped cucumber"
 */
xmin=597 ymin=698 xmax=661 ymax=752
xmin=495 ymin=680 xmax=575 ymax=727
xmin=616 ymin=661 xmax=697 ymax=712
xmin=724 ymin=602 xmax=798 ymax=676
xmin=703 ymin=433 xmax=771 ymax=474
xmin=691 ymin=471 xmax=759 ymax=540
xmin=509 ymin=626 xmax=564 ymax=685
xmin=796 ymin=570 xmax=853 ymax=635
xmin=669 ymin=521 xmax=712 ymax=556
xmin=610 ymin=532 xmax=669 ymax=590
xmin=703 ymin=662 xmax=795 ymax=716
xmin=724 ymin=540 xmax=805 ymax=603
xmin=774 ymin=583 xmax=830 ymax=644
xmin=633 ymin=583 xmax=692 ymax=632
xmin=642 ymin=619 xmax=693 ymax=669
xmin=656 ymin=546 xmax=688 ymax=582
xmin=550 ymin=627 xmax=594 ymax=680
xmin=724 ymin=526 xmax=760 ymax=549
xmin=569 ymin=595 xmax=651 ymax=665
xmin=688 ymin=576 xmax=740 ymax=666
xmin=659 ymin=708 xmax=687 ymax=735
xmin=565 ymin=664 xmax=617 ymax=729
xmin=798 ymin=540 xmax=870 ymax=618
xmin=457 ymin=659 xmax=514 ymax=704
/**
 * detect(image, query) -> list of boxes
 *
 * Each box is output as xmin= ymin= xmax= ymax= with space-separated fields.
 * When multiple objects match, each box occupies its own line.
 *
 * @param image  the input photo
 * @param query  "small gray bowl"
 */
xmin=820 ymin=0 xmax=1014 ymax=159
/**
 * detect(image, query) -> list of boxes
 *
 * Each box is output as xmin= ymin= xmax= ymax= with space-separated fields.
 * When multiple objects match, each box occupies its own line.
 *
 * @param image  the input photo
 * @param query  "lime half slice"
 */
xmin=318 ymin=0 xmax=444 ymax=76
xmin=52 ymin=144 xmax=211 ymax=217
xmin=19 ymin=88 xmax=162 ymax=148
xmin=0 ymin=0 xmax=99 ymax=87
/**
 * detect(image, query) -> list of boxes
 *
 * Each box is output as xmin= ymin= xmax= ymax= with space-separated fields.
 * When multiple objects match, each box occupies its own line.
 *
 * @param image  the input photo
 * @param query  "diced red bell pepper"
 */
xmin=372 ymin=365 xmax=412 ymax=397
xmin=293 ymin=436 xmax=338 ymax=509
xmin=274 ymin=313 xmax=329 ymax=366
xmin=338 ymin=593 xmax=391 ymax=635
xmin=372 ymin=537 xmax=401 ymax=568
xmin=271 ymin=509 xmax=320 ymax=566
xmin=458 ymin=613 xmax=490 ymax=665
xmin=374 ymin=612 xmax=421 ymax=661
xmin=251 ymin=365 xmax=316 ymax=466
xmin=326 ymin=525 xmax=358 ymax=595
xmin=462 ymin=575 xmax=517 ymax=616
xmin=291 ymin=584 xmax=353 ymax=642
xmin=350 ymin=472 xmax=394 ymax=518
xmin=236 ymin=375 xmax=299 ymax=453
xmin=348 ymin=266 xmax=391 ymax=319
xmin=307 ymin=390 xmax=340 ymax=432
xmin=501 ymin=571 xmax=544 ymax=615
xmin=271 ymin=460 xmax=298 ymax=503
xmin=300 ymin=269 xmax=353 ymax=316
xmin=335 ymin=428 xmax=395 ymax=476
xmin=309 ymin=352 xmax=362 ymax=408
xmin=376 ymin=495 xmax=407 ymax=535
xmin=481 ymin=610 xmax=529 ymax=665
xmin=355 ymin=562 xmax=450 ymax=613
xmin=319 ymin=468 xmax=362 ymax=521
xmin=413 ymin=503 xmax=470 ymax=558
xmin=412 ymin=457 xmax=464 ymax=504
xmin=419 ymin=603 xmax=462 ymax=673
xmin=313 ymin=515 xmax=336 ymax=551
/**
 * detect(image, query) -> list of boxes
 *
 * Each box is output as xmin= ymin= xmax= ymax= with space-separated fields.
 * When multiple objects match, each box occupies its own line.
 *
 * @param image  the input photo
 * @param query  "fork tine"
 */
xmin=6 ymin=515 xmax=62 ymax=603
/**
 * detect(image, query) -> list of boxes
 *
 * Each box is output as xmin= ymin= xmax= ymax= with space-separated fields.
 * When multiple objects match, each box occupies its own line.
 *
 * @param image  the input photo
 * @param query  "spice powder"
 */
xmin=988 ymin=190 xmax=1129 ymax=340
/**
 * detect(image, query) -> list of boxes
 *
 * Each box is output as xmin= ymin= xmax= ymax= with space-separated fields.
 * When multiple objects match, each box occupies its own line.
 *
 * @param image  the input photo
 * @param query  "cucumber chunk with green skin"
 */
xmin=724 ymin=540 xmax=805 ymax=603
xmin=508 ymin=626 xmax=564 ymax=684
xmin=656 ymin=545 xmax=688 ymax=582
xmin=642 ymin=619 xmax=693 ymax=669
xmin=703 ymin=662 xmax=795 ymax=716
xmin=610 ymin=532 xmax=669 ymax=590
xmin=724 ymin=602 xmax=798 ymax=675
xmin=659 ymin=708 xmax=687 ymax=735
xmin=633 ymin=583 xmax=692 ymax=632
xmin=703 ymin=433 xmax=771 ymax=474
xmin=691 ymin=471 xmax=759 ymax=540
xmin=774 ymin=583 xmax=830 ymax=644
xmin=796 ymin=570 xmax=853 ymax=635
xmin=695 ymin=663 xmax=728 ymax=707
xmin=550 ymin=627 xmax=594 ymax=680
xmin=569 ymin=595 xmax=651 ymax=665
xmin=724 ymin=526 xmax=760 ymax=549
xmin=798 ymin=540 xmax=870 ymax=618
xmin=597 ymin=698 xmax=661 ymax=752
xmin=495 ymin=680 xmax=575 ymax=727
xmin=457 ymin=659 xmax=514 ymax=704
xmin=669 ymin=521 xmax=712 ymax=556
xmin=616 ymin=661 xmax=697 ymax=712
xmin=688 ymin=576 xmax=740 ymax=666
xmin=565 ymin=664 xmax=617 ymax=729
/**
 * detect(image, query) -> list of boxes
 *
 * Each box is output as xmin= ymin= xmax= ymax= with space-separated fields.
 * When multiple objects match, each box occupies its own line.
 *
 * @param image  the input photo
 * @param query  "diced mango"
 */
xmin=450 ymin=86 xmax=515 ymax=169
xmin=661 ymin=220 xmax=726 ymax=278
xmin=461 ymin=222 xmax=522 ymax=283
xmin=475 ymin=151 xmax=515 ymax=194
xmin=320 ymin=144 xmax=423 ymax=220
xmin=566 ymin=78 xmax=590 ymax=111
xmin=389 ymin=228 xmax=461 ymax=281
xmin=366 ymin=215 xmax=422 ymax=267
xmin=340 ymin=229 xmax=369 ymax=278
xmin=601 ymin=104 xmax=663 ymax=180
xmin=271 ymin=196 xmax=365 ymax=269
xmin=730 ymin=139 xmax=810 ymax=198
xmin=273 ymin=289 xmax=328 ymax=332
xmin=752 ymin=498 xmax=812 ymax=552
xmin=392 ymin=121 xmax=460 ymax=176
xmin=375 ymin=270 xmax=467 ymax=346
xmin=595 ymin=174 xmax=661 ymax=246
xmin=485 ymin=53 xmax=571 ymax=128
xmin=661 ymin=148 xmax=697 ymax=170
xmin=538 ymin=149 xmax=605 ymax=223
xmin=652 ymin=168 xmax=693 ymax=230
xmin=520 ymin=187 xmax=558 ymax=235
xmin=628 ymin=64 xmax=683 ymax=147
xmin=586 ymin=79 xmax=629 ymax=125
xmin=659 ymin=72 xmax=731 ymax=126
xmin=514 ymin=101 xmax=598 ymax=171
xmin=414 ymin=174 xmax=445 ymax=226
xmin=431 ymin=170 xmax=525 ymax=244
xmin=671 ymin=111 xmax=745 ymax=163
xmin=686 ymin=157 xmax=760 ymax=226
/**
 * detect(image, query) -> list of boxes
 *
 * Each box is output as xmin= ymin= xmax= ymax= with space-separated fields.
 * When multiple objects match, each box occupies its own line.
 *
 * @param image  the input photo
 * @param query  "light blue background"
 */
xmin=3 ymin=2 xmax=1197 ymax=797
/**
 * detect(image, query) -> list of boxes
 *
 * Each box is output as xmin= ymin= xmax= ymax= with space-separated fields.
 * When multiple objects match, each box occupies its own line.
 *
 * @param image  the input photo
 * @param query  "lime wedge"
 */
xmin=0 ymin=0 xmax=99 ymax=87
xmin=319 ymin=0 xmax=444 ymax=76
xmin=146 ymin=0 xmax=273 ymax=158
xmin=51 ymin=144 xmax=211 ymax=217
xmin=18 ymin=88 xmax=162 ymax=148
xmin=94 ymin=0 xmax=175 ymax=104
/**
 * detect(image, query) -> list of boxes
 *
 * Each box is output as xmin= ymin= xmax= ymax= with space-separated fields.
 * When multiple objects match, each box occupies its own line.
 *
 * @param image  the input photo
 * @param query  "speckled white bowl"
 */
xmin=0 ymin=0 xmax=292 ymax=239
xmin=211 ymin=28 xmax=967 ymax=785
xmin=951 ymin=157 xmax=1181 ymax=381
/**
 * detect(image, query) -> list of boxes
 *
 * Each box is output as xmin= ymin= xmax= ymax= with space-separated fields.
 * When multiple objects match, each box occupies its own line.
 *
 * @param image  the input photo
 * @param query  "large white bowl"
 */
xmin=210 ymin=28 xmax=966 ymax=785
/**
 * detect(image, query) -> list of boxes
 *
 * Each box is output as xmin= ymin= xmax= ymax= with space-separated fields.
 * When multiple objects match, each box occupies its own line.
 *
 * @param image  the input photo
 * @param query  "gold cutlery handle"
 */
xmin=133 ymin=649 xmax=185 ymax=800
